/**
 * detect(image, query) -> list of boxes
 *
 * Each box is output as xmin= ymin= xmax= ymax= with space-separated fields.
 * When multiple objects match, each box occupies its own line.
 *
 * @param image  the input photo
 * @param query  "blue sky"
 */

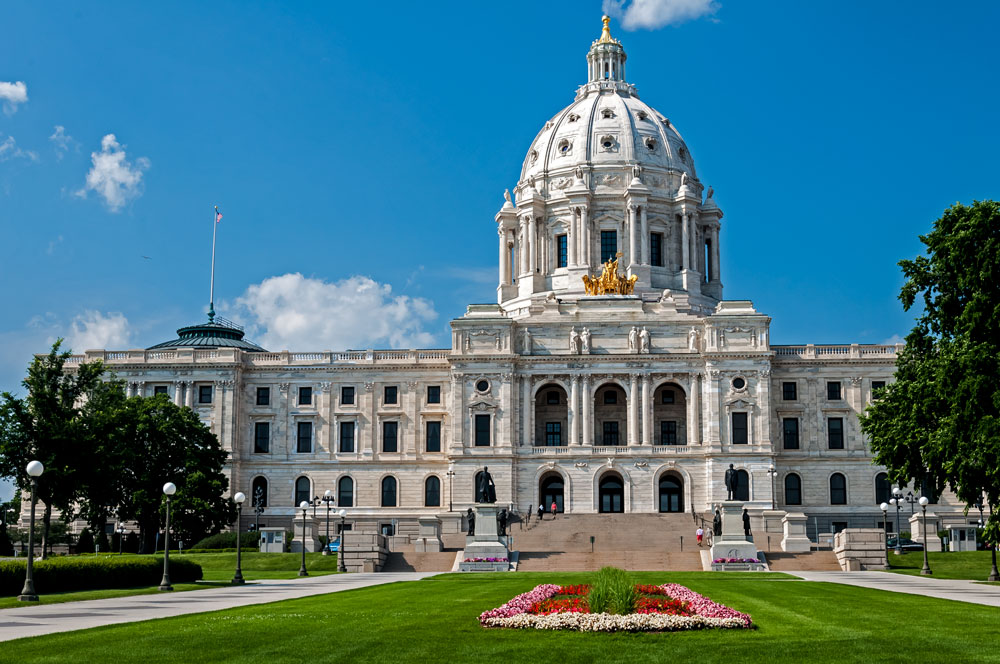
xmin=1 ymin=0 xmax=998 ymax=411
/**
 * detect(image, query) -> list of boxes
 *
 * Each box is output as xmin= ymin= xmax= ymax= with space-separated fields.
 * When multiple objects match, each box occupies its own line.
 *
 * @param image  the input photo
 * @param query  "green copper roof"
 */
xmin=147 ymin=316 xmax=267 ymax=352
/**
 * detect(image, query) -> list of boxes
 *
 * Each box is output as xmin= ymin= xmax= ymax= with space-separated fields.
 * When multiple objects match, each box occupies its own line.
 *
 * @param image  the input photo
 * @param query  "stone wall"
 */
xmin=340 ymin=532 xmax=388 ymax=573
xmin=833 ymin=528 xmax=887 ymax=571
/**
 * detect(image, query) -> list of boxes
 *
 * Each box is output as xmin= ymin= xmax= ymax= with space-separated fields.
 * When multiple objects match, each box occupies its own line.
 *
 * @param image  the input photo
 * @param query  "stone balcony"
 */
xmin=64 ymin=348 xmax=451 ymax=367
xmin=771 ymin=343 xmax=902 ymax=361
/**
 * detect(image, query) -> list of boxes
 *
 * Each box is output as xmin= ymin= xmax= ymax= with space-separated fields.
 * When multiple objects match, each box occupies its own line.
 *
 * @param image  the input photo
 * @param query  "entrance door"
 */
xmin=540 ymin=474 xmax=564 ymax=513
xmin=599 ymin=474 xmax=624 ymax=513
xmin=658 ymin=474 xmax=683 ymax=512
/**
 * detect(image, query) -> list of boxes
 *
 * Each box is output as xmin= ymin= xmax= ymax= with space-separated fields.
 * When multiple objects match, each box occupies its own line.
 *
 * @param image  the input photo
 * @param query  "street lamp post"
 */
xmin=919 ymin=496 xmax=932 ymax=575
xmin=17 ymin=460 xmax=44 ymax=602
xmin=446 ymin=469 xmax=456 ymax=512
xmin=321 ymin=490 xmax=335 ymax=555
xmin=768 ymin=464 xmax=778 ymax=510
xmin=298 ymin=500 xmax=309 ymax=577
xmin=989 ymin=502 xmax=1000 ymax=582
xmin=117 ymin=525 xmax=126 ymax=555
xmin=903 ymin=490 xmax=917 ymax=516
xmin=890 ymin=487 xmax=903 ymax=555
xmin=337 ymin=509 xmax=347 ymax=573
xmin=880 ymin=502 xmax=889 ymax=537
xmin=232 ymin=492 xmax=246 ymax=585
xmin=159 ymin=482 xmax=177 ymax=591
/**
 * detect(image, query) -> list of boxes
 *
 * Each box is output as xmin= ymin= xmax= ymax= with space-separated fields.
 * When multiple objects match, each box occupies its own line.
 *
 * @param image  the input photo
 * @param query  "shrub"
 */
xmin=0 ymin=556 xmax=202 ymax=596
xmin=191 ymin=532 xmax=259 ymax=550
xmin=76 ymin=529 xmax=95 ymax=554
xmin=587 ymin=567 xmax=637 ymax=615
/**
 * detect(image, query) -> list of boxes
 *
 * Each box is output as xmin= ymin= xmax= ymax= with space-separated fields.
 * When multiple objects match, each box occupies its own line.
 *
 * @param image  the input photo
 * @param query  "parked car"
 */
xmin=326 ymin=537 xmax=340 ymax=553
xmin=886 ymin=537 xmax=924 ymax=552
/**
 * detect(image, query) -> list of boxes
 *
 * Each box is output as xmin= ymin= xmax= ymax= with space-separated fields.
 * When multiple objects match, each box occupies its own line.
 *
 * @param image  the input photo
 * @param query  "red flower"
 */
xmin=555 ymin=584 xmax=591 ymax=596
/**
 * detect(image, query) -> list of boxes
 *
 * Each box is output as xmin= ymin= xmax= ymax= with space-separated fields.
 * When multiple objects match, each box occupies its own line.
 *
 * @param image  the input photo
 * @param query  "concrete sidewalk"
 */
xmin=791 ymin=570 xmax=1000 ymax=607
xmin=0 ymin=572 xmax=436 ymax=642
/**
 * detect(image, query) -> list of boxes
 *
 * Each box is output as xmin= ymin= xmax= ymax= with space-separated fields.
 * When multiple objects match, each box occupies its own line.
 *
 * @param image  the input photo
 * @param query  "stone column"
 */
xmin=627 ymin=374 xmax=639 ymax=446
xmin=185 ymin=381 xmax=194 ymax=408
xmin=568 ymin=208 xmax=578 ymax=267
xmin=580 ymin=206 xmax=590 ymax=268
xmin=689 ymin=215 xmax=698 ymax=271
xmin=687 ymin=373 xmax=700 ymax=445
xmin=628 ymin=204 xmax=638 ymax=267
xmin=173 ymin=381 xmax=184 ymax=406
xmin=681 ymin=213 xmax=690 ymax=269
xmin=581 ymin=375 xmax=592 ymax=446
xmin=639 ymin=205 xmax=648 ymax=265
xmin=711 ymin=227 xmax=721 ymax=281
xmin=641 ymin=375 xmax=652 ymax=445
xmin=136 ymin=381 xmax=145 ymax=398
xmin=528 ymin=215 xmax=537 ymax=275
xmin=522 ymin=377 xmax=532 ymax=447
xmin=518 ymin=218 xmax=529 ymax=276
xmin=498 ymin=227 xmax=507 ymax=285
xmin=569 ymin=375 xmax=580 ymax=445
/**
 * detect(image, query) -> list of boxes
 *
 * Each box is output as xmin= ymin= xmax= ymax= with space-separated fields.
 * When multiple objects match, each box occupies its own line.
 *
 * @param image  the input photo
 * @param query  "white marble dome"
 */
xmin=518 ymin=18 xmax=697 ymax=188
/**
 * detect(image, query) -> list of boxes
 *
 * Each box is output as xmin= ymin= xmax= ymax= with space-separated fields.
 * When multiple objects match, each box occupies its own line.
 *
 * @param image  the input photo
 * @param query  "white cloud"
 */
xmin=75 ymin=134 xmax=150 ymax=212
xmin=0 ymin=134 xmax=39 ymax=162
xmin=232 ymin=273 xmax=439 ymax=351
xmin=65 ymin=310 xmax=132 ymax=352
xmin=603 ymin=0 xmax=720 ymax=29
xmin=49 ymin=125 xmax=77 ymax=160
xmin=0 ymin=81 xmax=27 ymax=115
xmin=881 ymin=334 xmax=905 ymax=345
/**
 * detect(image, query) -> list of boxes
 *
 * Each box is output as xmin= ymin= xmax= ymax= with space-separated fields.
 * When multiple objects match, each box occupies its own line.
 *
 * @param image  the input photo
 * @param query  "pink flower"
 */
xmin=660 ymin=584 xmax=753 ymax=628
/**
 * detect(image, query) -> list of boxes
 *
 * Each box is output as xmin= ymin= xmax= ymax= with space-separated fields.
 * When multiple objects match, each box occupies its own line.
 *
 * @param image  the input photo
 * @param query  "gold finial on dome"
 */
xmin=598 ymin=15 xmax=614 ymax=43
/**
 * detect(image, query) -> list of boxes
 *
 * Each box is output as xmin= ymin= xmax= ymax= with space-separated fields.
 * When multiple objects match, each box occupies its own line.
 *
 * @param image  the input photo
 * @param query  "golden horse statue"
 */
xmin=582 ymin=256 xmax=638 ymax=295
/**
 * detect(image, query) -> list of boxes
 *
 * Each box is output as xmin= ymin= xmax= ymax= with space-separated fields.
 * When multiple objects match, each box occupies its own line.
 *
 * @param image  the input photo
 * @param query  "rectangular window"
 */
xmin=341 ymin=386 xmax=355 ymax=405
xmin=650 ymin=232 xmax=663 ymax=267
xmin=296 ymin=421 xmax=312 ymax=453
xmin=603 ymin=390 xmax=617 ymax=405
xmin=556 ymin=234 xmax=568 ymax=268
xmin=832 ymin=521 xmax=849 ymax=534
xmin=545 ymin=422 xmax=562 ymax=446
xmin=871 ymin=381 xmax=886 ymax=399
xmin=660 ymin=420 xmax=677 ymax=445
xmin=253 ymin=422 xmax=270 ymax=453
xmin=298 ymin=386 xmax=312 ymax=405
xmin=827 ymin=381 xmax=842 ymax=400
xmin=546 ymin=390 xmax=560 ymax=405
xmin=474 ymin=414 xmax=491 ymax=447
xmin=256 ymin=387 xmax=270 ymax=406
xmin=153 ymin=385 xmax=168 ymax=396
xmin=383 ymin=421 xmax=398 ymax=452
xmin=782 ymin=382 xmax=797 ymax=401
xmin=427 ymin=385 xmax=441 ymax=404
xmin=828 ymin=417 xmax=844 ymax=449
xmin=782 ymin=418 xmax=799 ymax=450
xmin=198 ymin=385 xmax=213 ymax=404
xmin=384 ymin=385 xmax=398 ymax=405
xmin=731 ymin=412 xmax=748 ymax=444
xmin=602 ymin=421 xmax=619 ymax=445
xmin=426 ymin=421 xmax=441 ymax=452
xmin=600 ymin=230 xmax=617 ymax=263
xmin=339 ymin=421 xmax=355 ymax=453
xmin=661 ymin=389 xmax=675 ymax=404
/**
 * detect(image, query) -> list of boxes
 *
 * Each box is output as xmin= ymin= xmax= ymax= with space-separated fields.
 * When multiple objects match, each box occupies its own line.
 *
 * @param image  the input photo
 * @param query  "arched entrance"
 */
xmin=598 ymin=472 xmax=625 ymax=513
xmin=594 ymin=383 xmax=627 ymax=446
xmin=653 ymin=382 xmax=687 ymax=445
xmin=658 ymin=473 xmax=684 ymax=512
xmin=535 ymin=383 xmax=568 ymax=446
xmin=539 ymin=472 xmax=565 ymax=513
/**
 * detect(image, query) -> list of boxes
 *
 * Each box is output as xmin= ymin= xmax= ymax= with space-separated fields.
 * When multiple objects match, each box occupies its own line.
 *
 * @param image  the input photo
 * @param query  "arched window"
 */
xmin=735 ymin=469 xmax=750 ymax=502
xmin=381 ymin=476 xmax=397 ymax=507
xmin=294 ymin=476 xmax=311 ymax=506
xmin=424 ymin=476 xmax=441 ymax=507
xmin=784 ymin=474 xmax=802 ymax=506
xmin=875 ymin=472 xmax=891 ymax=505
xmin=338 ymin=476 xmax=354 ymax=508
xmin=251 ymin=476 xmax=268 ymax=508
xmin=830 ymin=473 xmax=847 ymax=505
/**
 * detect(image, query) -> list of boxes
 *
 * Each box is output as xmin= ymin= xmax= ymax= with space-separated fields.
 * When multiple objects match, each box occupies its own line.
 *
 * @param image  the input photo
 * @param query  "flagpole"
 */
xmin=209 ymin=206 xmax=218 ymax=321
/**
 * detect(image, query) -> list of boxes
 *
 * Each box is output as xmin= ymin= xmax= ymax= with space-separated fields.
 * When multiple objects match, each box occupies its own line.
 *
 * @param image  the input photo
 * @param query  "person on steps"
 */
xmin=537 ymin=503 xmax=544 ymax=522
xmin=550 ymin=500 xmax=558 ymax=519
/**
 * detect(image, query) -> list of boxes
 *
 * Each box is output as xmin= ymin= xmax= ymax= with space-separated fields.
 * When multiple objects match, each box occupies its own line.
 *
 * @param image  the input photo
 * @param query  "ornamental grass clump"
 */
xmin=588 ymin=566 xmax=637 ymax=615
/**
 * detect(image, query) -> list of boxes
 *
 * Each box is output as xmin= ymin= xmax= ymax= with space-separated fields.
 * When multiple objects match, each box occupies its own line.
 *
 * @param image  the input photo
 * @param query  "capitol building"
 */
xmin=69 ymin=18 xmax=965 ymax=541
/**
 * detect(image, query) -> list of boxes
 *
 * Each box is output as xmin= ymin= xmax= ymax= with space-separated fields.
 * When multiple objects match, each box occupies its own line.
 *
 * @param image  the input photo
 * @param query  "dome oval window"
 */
xmin=732 ymin=377 xmax=746 ymax=390
xmin=637 ymin=110 xmax=648 ymax=121
xmin=568 ymin=113 xmax=580 ymax=123
xmin=644 ymin=137 xmax=657 ymax=151
xmin=476 ymin=379 xmax=490 ymax=393
xmin=601 ymin=108 xmax=615 ymax=119
xmin=558 ymin=139 xmax=572 ymax=156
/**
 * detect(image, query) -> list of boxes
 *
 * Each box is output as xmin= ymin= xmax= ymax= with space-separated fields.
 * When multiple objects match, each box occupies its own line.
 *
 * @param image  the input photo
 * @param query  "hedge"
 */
xmin=0 ymin=556 xmax=202 ymax=596
xmin=191 ymin=531 xmax=260 ymax=550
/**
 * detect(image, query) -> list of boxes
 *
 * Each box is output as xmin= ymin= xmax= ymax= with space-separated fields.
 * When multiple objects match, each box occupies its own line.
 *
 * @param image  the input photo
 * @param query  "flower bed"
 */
xmin=480 ymin=582 xmax=753 ymax=632
xmin=462 ymin=557 xmax=509 ymax=563
xmin=712 ymin=557 xmax=760 ymax=564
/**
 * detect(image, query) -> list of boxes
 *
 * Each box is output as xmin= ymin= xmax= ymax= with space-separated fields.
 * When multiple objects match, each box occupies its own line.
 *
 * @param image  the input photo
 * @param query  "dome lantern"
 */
xmin=588 ymin=16 xmax=627 ymax=83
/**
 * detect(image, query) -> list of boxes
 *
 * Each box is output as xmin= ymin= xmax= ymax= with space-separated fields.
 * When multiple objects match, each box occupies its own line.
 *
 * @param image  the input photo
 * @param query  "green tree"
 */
xmin=0 ymin=340 xmax=105 ymax=558
xmin=860 ymin=200 xmax=1000 ymax=553
xmin=112 ymin=394 xmax=235 ymax=552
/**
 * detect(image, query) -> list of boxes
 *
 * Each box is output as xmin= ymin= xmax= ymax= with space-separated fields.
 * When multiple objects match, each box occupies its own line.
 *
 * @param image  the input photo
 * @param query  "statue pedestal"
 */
xmin=710 ymin=501 xmax=764 ymax=570
xmin=459 ymin=503 xmax=509 ymax=572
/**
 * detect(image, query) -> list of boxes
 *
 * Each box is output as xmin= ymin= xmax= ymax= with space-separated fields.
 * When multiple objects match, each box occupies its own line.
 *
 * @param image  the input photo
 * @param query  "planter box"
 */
xmin=459 ymin=561 xmax=509 ymax=572
xmin=711 ymin=563 xmax=766 ymax=572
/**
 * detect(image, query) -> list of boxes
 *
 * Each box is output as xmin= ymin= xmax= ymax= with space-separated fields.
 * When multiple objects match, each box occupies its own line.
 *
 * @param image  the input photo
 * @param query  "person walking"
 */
xmin=550 ymin=500 xmax=558 ymax=519
xmin=525 ymin=503 xmax=532 ymax=528
xmin=537 ymin=503 xmax=544 ymax=522
xmin=696 ymin=526 xmax=704 ymax=547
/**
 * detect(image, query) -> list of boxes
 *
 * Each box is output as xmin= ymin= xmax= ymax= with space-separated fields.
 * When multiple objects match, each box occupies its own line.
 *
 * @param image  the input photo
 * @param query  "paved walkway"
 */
xmin=791 ymin=571 xmax=1000 ymax=607
xmin=0 ymin=572 xmax=435 ymax=642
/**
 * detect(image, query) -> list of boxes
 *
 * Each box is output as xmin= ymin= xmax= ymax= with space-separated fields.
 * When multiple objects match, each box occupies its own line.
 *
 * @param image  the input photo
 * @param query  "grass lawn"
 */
xmin=886 ymin=550 xmax=999 ymax=581
xmin=4 ymin=571 xmax=1000 ymax=663
xmin=0 ymin=552 xmax=339 ymax=608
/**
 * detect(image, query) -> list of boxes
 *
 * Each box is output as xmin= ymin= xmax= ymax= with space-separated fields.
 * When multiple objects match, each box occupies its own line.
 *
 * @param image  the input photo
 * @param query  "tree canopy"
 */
xmin=860 ymin=200 xmax=1000 ymax=545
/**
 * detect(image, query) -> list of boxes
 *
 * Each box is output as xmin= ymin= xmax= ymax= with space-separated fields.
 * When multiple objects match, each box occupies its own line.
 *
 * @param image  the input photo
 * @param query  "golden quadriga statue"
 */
xmin=582 ymin=255 xmax=638 ymax=295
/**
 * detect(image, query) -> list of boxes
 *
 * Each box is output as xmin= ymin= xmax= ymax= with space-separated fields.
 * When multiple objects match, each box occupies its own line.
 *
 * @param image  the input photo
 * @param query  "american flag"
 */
xmin=215 ymin=206 xmax=223 ymax=223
